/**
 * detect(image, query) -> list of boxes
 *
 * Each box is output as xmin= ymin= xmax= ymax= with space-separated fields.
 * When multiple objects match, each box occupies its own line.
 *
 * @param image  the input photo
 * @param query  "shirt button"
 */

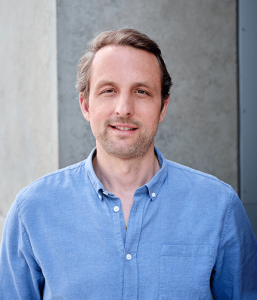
xmin=152 ymin=192 xmax=156 ymax=198
xmin=126 ymin=254 xmax=132 ymax=260
xmin=98 ymin=195 xmax=102 ymax=199
xmin=113 ymin=206 xmax=120 ymax=212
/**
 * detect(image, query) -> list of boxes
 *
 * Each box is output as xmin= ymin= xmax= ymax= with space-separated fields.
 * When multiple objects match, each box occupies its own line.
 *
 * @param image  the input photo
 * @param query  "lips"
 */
xmin=110 ymin=125 xmax=137 ymax=131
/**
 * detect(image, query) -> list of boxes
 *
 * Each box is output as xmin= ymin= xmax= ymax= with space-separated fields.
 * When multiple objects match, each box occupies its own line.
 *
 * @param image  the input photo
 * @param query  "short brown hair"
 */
xmin=76 ymin=28 xmax=172 ymax=111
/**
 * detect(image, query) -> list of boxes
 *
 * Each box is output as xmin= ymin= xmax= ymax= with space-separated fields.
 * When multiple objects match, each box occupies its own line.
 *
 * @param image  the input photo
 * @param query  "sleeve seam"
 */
xmin=219 ymin=190 xmax=237 ymax=249
xmin=16 ymin=199 xmax=43 ymax=270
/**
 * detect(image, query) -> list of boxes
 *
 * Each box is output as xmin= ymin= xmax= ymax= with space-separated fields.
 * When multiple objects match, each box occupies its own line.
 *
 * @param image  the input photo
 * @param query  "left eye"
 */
xmin=137 ymin=90 xmax=147 ymax=94
xmin=105 ymin=89 xmax=114 ymax=93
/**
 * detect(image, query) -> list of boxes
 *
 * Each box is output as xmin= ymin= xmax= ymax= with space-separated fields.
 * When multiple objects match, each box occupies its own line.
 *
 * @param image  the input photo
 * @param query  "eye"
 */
xmin=100 ymin=89 xmax=116 ymax=96
xmin=136 ymin=90 xmax=148 ymax=95
xmin=104 ymin=89 xmax=115 ymax=94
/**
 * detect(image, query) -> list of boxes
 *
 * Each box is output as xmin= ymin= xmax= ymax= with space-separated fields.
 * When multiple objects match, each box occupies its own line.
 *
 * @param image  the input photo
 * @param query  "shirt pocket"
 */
xmin=159 ymin=244 xmax=213 ymax=300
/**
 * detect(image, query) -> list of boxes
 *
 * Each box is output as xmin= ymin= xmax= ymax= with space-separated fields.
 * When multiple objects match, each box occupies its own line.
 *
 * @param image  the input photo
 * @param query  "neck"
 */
xmin=93 ymin=143 xmax=160 ymax=195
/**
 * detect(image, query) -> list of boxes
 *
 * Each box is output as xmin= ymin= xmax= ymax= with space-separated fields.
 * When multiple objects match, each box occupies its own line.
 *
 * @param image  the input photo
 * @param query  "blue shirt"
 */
xmin=0 ymin=147 xmax=257 ymax=299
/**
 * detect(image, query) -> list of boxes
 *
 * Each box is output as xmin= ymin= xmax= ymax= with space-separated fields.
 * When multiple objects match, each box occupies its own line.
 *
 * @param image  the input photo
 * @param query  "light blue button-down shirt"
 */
xmin=1 ymin=147 xmax=257 ymax=299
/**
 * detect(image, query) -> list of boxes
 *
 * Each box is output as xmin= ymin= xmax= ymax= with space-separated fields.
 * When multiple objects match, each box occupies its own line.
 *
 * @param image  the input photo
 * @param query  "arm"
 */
xmin=211 ymin=191 xmax=257 ymax=299
xmin=0 ymin=200 xmax=44 ymax=299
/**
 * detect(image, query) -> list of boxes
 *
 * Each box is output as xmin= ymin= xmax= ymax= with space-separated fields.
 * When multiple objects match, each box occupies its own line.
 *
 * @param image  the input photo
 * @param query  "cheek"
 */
xmin=92 ymin=117 xmax=102 ymax=129
xmin=140 ymin=106 xmax=161 ymax=125
xmin=89 ymin=110 xmax=108 ymax=133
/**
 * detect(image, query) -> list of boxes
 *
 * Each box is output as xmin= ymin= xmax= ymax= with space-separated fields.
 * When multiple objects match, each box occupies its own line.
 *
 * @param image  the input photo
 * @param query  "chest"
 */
xmin=32 ymin=193 xmax=217 ymax=300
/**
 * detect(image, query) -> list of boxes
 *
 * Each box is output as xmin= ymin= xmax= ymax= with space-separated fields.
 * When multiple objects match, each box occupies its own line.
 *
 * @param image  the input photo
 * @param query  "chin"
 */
xmin=102 ymin=142 xmax=154 ymax=160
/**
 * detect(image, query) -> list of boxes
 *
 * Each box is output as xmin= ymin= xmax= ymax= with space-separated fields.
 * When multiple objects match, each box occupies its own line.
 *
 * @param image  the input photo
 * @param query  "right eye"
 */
xmin=103 ymin=89 xmax=115 ymax=94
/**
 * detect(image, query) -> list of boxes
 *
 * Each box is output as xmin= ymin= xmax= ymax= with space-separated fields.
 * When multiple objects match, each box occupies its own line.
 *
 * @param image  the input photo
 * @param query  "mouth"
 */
xmin=110 ymin=125 xmax=137 ymax=131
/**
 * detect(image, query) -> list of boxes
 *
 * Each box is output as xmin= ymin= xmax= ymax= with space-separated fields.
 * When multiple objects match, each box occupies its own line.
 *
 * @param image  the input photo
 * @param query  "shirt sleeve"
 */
xmin=0 ymin=199 xmax=44 ymax=300
xmin=211 ymin=191 xmax=257 ymax=299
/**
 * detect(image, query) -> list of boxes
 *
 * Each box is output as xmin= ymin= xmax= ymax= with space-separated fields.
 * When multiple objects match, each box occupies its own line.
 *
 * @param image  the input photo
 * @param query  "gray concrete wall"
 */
xmin=57 ymin=0 xmax=238 ymax=192
xmin=0 ymin=0 xmax=59 ymax=239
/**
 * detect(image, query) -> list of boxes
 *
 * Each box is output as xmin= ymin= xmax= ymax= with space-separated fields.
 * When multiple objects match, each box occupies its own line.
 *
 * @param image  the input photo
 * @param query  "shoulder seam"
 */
xmin=166 ymin=162 xmax=231 ymax=189
xmin=17 ymin=161 xmax=86 ymax=199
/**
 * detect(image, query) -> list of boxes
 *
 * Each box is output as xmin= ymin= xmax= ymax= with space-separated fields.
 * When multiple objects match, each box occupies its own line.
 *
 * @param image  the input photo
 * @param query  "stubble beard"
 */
xmin=94 ymin=118 xmax=159 ymax=160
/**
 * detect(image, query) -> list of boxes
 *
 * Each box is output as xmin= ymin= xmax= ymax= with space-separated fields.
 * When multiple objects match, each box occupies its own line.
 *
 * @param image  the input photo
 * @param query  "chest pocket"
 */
xmin=159 ymin=245 xmax=214 ymax=300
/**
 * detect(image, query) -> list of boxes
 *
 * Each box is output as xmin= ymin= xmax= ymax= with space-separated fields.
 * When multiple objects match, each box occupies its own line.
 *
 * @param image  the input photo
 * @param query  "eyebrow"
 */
xmin=132 ymin=81 xmax=156 ymax=90
xmin=94 ymin=80 xmax=116 ymax=89
xmin=95 ymin=80 xmax=157 ymax=91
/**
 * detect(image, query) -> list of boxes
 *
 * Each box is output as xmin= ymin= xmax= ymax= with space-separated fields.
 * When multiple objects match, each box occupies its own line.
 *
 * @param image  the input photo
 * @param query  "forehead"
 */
xmin=90 ymin=45 xmax=161 ymax=89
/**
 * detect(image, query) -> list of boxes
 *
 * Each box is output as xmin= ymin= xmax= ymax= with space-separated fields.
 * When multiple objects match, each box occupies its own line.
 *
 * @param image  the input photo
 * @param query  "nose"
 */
xmin=115 ymin=91 xmax=134 ymax=117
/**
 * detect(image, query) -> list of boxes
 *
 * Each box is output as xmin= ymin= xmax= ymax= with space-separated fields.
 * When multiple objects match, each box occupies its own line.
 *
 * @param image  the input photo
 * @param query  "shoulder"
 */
xmin=163 ymin=158 xmax=239 ymax=209
xmin=18 ymin=160 xmax=86 ymax=196
xmin=155 ymin=147 xmax=234 ymax=197
xmin=165 ymin=159 xmax=233 ymax=190
xmin=166 ymin=159 xmax=230 ymax=187
xmin=15 ymin=160 xmax=88 ymax=215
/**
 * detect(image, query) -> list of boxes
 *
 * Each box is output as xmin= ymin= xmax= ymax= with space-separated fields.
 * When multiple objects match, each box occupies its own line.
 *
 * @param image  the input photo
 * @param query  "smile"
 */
xmin=110 ymin=126 xmax=137 ymax=131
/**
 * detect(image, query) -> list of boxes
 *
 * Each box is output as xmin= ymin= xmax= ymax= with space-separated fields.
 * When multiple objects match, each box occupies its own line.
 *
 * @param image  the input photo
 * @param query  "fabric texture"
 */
xmin=0 ymin=147 xmax=257 ymax=299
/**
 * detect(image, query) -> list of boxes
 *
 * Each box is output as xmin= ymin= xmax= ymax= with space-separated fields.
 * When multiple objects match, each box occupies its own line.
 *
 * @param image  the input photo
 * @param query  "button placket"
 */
xmin=122 ymin=192 xmax=148 ymax=300
xmin=106 ymin=197 xmax=125 ymax=263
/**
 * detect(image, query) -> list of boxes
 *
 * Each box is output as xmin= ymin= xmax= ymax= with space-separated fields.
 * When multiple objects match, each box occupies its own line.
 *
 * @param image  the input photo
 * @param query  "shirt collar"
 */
xmin=145 ymin=147 xmax=167 ymax=201
xmin=85 ymin=148 xmax=105 ymax=200
xmin=85 ymin=147 xmax=167 ymax=201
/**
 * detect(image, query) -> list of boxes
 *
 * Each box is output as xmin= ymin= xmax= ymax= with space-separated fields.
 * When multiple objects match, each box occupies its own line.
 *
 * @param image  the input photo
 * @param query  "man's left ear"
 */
xmin=79 ymin=92 xmax=90 ymax=122
xmin=159 ymin=97 xmax=169 ymax=123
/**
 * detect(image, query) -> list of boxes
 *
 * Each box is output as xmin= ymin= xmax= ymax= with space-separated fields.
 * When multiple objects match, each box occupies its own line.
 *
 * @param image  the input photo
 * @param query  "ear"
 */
xmin=79 ymin=92 xmax=90 ymax=122
xmin=159 ymin=97 xmax=169 ymax=123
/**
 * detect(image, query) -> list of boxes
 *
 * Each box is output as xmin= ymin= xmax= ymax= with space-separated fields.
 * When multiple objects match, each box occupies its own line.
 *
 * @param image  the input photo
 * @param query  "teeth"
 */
xmin=115 ymin=126 xmax=133 ymax=131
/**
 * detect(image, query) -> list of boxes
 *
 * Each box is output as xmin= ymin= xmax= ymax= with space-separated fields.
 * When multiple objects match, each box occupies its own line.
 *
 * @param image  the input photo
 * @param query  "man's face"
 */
xmin=80 ymin=45 xmax=169 ymax=159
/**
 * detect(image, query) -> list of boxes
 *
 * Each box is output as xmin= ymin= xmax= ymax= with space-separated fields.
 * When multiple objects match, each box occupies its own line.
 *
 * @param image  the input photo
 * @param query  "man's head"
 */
xmin=76 ymin=28 xmax=172 ymax=111
xmin=77 ymin=29 xmax=172 ymax=160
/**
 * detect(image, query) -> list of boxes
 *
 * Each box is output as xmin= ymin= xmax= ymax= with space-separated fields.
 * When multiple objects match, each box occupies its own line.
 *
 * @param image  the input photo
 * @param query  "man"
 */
xmin=0 ymin=29 xmax=256 ymax=299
